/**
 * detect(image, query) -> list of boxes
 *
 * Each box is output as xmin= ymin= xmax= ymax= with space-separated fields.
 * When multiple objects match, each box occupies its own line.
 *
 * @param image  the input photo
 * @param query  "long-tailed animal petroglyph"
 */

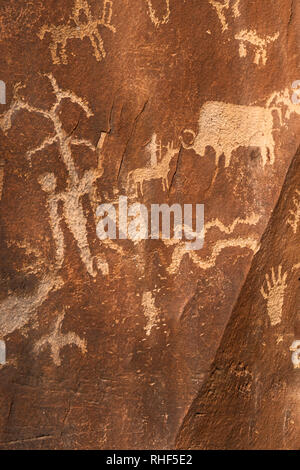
xmin=38 ymin=0 xmax=116 ymax=64
xmin=261 ymin=266 xmax=288 ymax=326
xmin=145 ymin=0 xmax=170 ymax=27
xmin=181 ymin=101 xmax=276 ymax=167
xmin=209 ymin=0 xmax=240 ymax=32
xmin=34 ymin=311 xmax=87 ymax=366
xmin=0 ymin=74 xmax=108 ymax=277
xmin=128 ymin=139 xmax=179 ymax=196
xmin=142 ymin=291 xmax=160 ymax=336
xmin=166 ymin=213 xmax=260 ymax=274
xmin=287 ymin=190 xmax=300 ymax=234
xmin=235 ymin=29 xmax=279 ymax=66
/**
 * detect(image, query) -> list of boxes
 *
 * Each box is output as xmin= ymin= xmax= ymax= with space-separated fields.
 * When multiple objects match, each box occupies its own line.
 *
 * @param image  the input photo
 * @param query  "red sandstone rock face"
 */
xmin=0 ymin=0 xmax=299 ymax=449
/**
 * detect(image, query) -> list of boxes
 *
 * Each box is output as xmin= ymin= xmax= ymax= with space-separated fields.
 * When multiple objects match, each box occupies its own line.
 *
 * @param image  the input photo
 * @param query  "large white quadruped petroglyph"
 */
xmin=181 ymin=101 xmax=276 ymax=167
xmin=145 ymin=0 xmax=171 ymax=27
xmin=181 ymin=86 xmax=300 ymax=168
xmin=235 ymin=29 xmax=279 ymax=66
xmin=0 ymin=80 xmax=5 ymax=104
xmin=38 ymin=0 xmax=116 ymax=64
xmin=260 ymin=266 xmax=288 ymax=326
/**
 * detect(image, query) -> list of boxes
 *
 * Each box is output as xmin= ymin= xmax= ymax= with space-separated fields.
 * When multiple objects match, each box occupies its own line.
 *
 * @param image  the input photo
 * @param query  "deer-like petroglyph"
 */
xmin=235 ymin=29 xmax=279 ymax=66
xmin=181 ymin=101 xmax=276 ymax=168
xmin=0 ymin=74 xmax=109 ymax=278
xmin=34 ymin=311 xmax=87 ymax=366
xmin=209 ymin=0 xmax=240 ymax=32
xmin=128 ymin=139 xmax=179 ymax=196
xmin=145 ymin=0 xmax=171 ymax=27
xmin=166 ymin=213 xmax=260 ymax=274
xmin=287 ymin=190 xmax=300 ymax=234
xmin=261 ymin=266 xmax=288 ymax=326
xmin=38 ymin=0 xmax=116 ymax=64
xmin=142 ymin=291 xmax=160 ymax=336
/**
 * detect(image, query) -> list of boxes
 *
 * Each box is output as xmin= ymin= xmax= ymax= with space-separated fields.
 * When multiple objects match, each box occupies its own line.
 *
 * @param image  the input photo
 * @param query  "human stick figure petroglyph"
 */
xmin=260 ymin=266 xmax=288 ymax=326
xmin=209 ymin=0 xmax=240 ymax=32
xmin=128 ymin=139 xmax=179 ymax=196
xmin=38 ymin=0 xmax=116 ymax=64
xmin=0 ymin=74 xmax=108 ymax=277
xmin=145 ymin=0 xmax=171 ymax=27
xmin=34 ymin=311 xmax=87 ymax=366
xmin=287 ymin=190 xmax=300 ymax=234
xmin=235 ymin=29 xmax=279 ymax=66
xmin=166 ymin=213 xmax=260 ymax=274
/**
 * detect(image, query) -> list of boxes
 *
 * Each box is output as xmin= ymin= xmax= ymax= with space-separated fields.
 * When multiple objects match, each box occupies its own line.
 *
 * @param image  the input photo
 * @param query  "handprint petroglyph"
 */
xmin=260 ymin=266 xmax=288 ymax=326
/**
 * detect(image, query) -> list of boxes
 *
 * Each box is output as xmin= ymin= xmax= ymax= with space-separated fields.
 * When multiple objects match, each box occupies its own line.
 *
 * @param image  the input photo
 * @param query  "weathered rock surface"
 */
xmin=0 ymin=0 xmax=299 ymax=449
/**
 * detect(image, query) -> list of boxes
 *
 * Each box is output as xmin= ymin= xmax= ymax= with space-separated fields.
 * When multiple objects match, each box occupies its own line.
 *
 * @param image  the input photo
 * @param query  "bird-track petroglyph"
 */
xmin=38 ymin=0 xmax=116 ymax=64
xmin=165 ymin=213 xmax=260 ymax=274
xmin=34 ymin=310 xmax=87 ymax=366
xmin=287 ymin=190 xmax=300 ymax=234
xmin=235 ymin=29 xmax=279 ymax=66
xmin=260 ymin=266 xmax=288 ymax=326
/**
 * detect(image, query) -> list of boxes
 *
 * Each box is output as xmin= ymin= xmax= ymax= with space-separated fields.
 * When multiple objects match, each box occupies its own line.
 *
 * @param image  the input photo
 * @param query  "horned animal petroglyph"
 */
xmin=128 ymin=140 xmax=179 ymax=196
xmin=38 ymin=0 xmax=116 ymax=64
xmin=235 ymin=29 xmax=279 ymax=66
xmin=181 ymin=101 xmax=276 ymax=167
